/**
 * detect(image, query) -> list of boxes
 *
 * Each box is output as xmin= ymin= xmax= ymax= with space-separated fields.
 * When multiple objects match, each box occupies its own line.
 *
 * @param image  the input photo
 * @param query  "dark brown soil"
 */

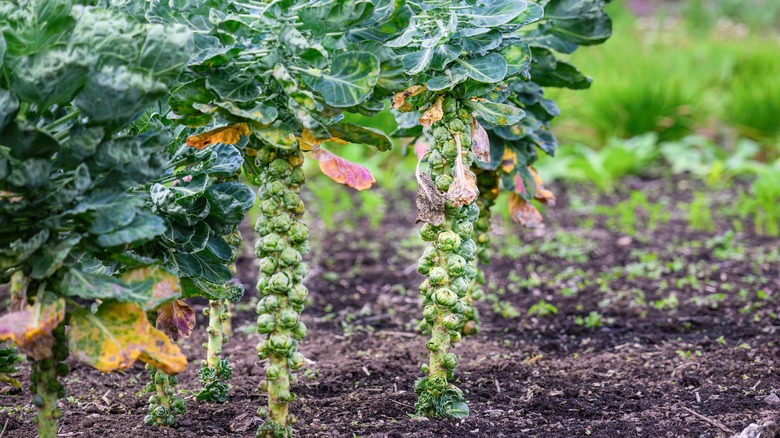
xmin=1 ymin=177 xmax=779 ymax=438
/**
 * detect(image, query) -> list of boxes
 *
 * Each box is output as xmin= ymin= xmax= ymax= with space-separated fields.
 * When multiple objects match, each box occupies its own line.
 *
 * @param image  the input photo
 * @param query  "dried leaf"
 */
xmin=310 ymin=147 xmax=376 ymax=190
xmin=138 ymin=325 xmax=187 ymax=375
xmin=419 ymin=96 xmax=444 ymax=128
xmin=509 ymin=194 xmax=544 ymax=229
xmin=530 ymin=167 xmax=556 ymax=206
xmin=155 ymin=299 xmax=195 ymax=342
xmin=0 ymin=298 xmax=65 ymax=360
xmin=415 ymin=155 xmax=445 ymax=225
xmin=471 ymin=118 xmax=491 ymax=163
xmin=186 ymin=123 xmax=251 ymax=150
xmin=446 ymin=135 xmax=478 ymax=206
xmin=392 ymin=85 xmax=425 ymax=110
xmin=501 ymin=148 xmax=517 ymax=173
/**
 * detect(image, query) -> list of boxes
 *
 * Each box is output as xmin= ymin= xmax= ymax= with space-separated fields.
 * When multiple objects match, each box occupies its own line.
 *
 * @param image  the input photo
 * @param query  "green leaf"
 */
xmin=543 ymin=0 xmax=612 ymax=46
xmin=254 ymin=122 xmax=298 ymax=150
xmin=467 ymin=100 xmax=525 ymax=125
xmin=206 ymin=70 xmax=261 ymax=103
xmin=298 ymin=0 xmax=375 ymax=35
xmin=61 ymin=267 xmax=180 ymax=311
xmin=162 ymin=221 xmax=210 ymax=254
xmin=402 ymin=48 xmax=433 ymax=75
xmin=308 ymin=52 xmax=380 ymax=108
xmin=30 ymin=235 xmax=80 ymax=280
xmin=455 ymin=53 xmax=507 ymax=83
xmin=0 ymin=230 xmax=49 ymax=270
xmin=216 ymin=101 xmax=278 ymax=125
xmin=0 ymin=89 xmax=19 ymax=132
xmin=207 ymin=144 xmax=244 ymax=177
xmin=426 ymin=67 xmax=469 ymax=91
xmin=327 ymin=122 xmax=393 ymax=151
xmin=96 ymin=212 xmax=166 ymax=248
xmin=172 ymin=252 xmax=233 ymax=284
xmin=530 ymin=47 xmax=591 ymax=89
xmin=74 ymin=65 xmax=167 ymax=125
xmin=11 ymin=47 xmax=91 ymax=109
xmin=349 ymin=0 xmax=413 ymax=42
xmin=204 ymin=182 xmax=255 ymax=224
xmin=204 ymin=235 xmax=232 ymax=261
xmin=139 ymin=24 xmax=194 ymax=74
xmin=462 ymin=0 xmax=527 ymax=27
xmin=508 ymin=2 xmax=544 ymax=27
xmin=500 ymin=42 xmax=531 ymax=76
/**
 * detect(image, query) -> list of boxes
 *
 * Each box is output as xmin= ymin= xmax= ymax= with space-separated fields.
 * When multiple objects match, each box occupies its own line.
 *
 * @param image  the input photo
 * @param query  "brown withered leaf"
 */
xmin=310 ymin=147 xmax=376 ymax=191
xmin=156 ymin=299 xmax=195 ymax=342
xmin=509 ymin=193 xmax=545 ymax=229
xmin=419 ymin=96 xmax=444 ymax=128
xmin=529 ymin=167 xmax=556 ymax=206
xmin=186 ymin=123 xmax=251 ymax=150
xmin=392 ymin=85 xmax=426 ymax=110
xmin=0 ymin=297 xmax=65 ymax=360
xmin=415 ymin=155 xmax=445 ymax=225
xmin=446 ymin=135 xmax=478 ymax=206
xmin=471 ymin=118 xmax=491 ymax=163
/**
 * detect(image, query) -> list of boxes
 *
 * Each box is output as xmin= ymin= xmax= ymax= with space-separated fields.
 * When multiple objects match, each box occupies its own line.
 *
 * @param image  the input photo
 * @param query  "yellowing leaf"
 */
xmin=0 ymin=297 xmax=65 ymax=360
xmin=310 ymin=147 xmax=376 ymax=191
xmin=501 ymin=148 xmax=517 ymax=173
xmin=419 ymin=96 xmax=444 ymax=128
xmin=471 ymin=118 xmax=491 ymax=163
xmin=297 ymin=129 xmax=347 ymax=152
xmin=156 ymin=299 xmax=195 ymax=342
xmin=138 ymin=325 xmax=187 ymax=375
xmin=446 ymin=135 xmax=478 ymax=206
xmin=186 ymin=123 xmax=251 ymax=150
xmin=509 ymin=194 xmax=544 ymax=229
xmin=415 ymin=155 xmax=445 ymax=225
xmin=120 ymin=266 xmax=181 ymax=311
xmin=67 ymin=302 xmax=148 ymax=373
xmin=392 ymin=85 xmax=425 ymax=110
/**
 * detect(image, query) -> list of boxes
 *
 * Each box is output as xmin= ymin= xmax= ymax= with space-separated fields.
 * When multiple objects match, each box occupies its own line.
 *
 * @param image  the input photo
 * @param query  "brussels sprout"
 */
xmin=278 ymin=309 xmax=299 ymax=329
xmin=288 ymin=352 xmax=305 ymax=370
xmin=269 ymin=158 xmax=291 ymax=176
xmin=429 ymin=267 xmax=449 ymax=286
xmin=269 ymin=272 xmax=291 ymax=293
xmin=259 ymin=257 xmax=278 ymax=276
xmin=268 ymin=180 xmax=286 ymax=196
xmin=453 ymin=220 xmax=474 ymax=237
xmin=429 ymin=150 xmax=445 ymax=170
xmin=450 ymin=277 xmax=469 ymax=296
xmin=263 ymin=295 xmax=282 ymax=312
xmin=417 ymin=258 xmax=433 ymax=275
xmin=269 ymin=333 xmax=293 ymax=355
xmin=435 ymin=174 xmax=454 ymax=191
xmin=290 ymin=167 xmax=305 ymax=184
xmin=266 ymin=365 xmax=280 ymax=381
xmin=443 ymin=98 xmax=457 ymax=114
xmin=446 ymin=255 xmax=466 ymax=276
xmin=257 ymin=314 xmax=276 ymax=334
xmin=420 ymin=223 xmax=438 ymax=242
xmin=434 ymin=288 xmax=457 ymax=307
xmin=290 ymin=321 xmax=307 ymax=340
xmin=288 ymin=151 xmax=304 ymax=167
xmin=449 ymin=330 xmax=462 ymax=343
xmin=437 ymin=231 xmax=461 ymax=251
xmin=442 ymin=139 xmax=458 ymax=160
xmin=459 ymin=239 xmax=477 ymax=261
xmin=459 ymin=132 xmax=472 ymax=148
xmin=426 ymin=339 xmax=438 ymax=352
xmin=292 ymin=263 xmax=309 ymax=282
xmin=442 ymin=314 xmax=460 ymax=330
xmin=256 ymin=147 xmax=273 ymax=164
xmin=442 ymin=353 xmax=457 ymax=370
xmin=261 ymin=233 xmax=282 ymax=252
xmin=280 ymin=247 xmax=301 ymax=266
xmin=423 ymin=305 xmax=437 ymax=322
xmin=271 ymin=213 xmax=292 ymax=231
xmin=288 ymin=284 xmax=308 ymax=305
xmin=261 ymin=199 xmax=280 ymax=215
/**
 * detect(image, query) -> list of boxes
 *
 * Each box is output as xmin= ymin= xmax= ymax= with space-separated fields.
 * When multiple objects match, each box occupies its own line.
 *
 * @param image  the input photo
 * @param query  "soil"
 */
xmin=1 ymin=176 xmax=778 ymax=438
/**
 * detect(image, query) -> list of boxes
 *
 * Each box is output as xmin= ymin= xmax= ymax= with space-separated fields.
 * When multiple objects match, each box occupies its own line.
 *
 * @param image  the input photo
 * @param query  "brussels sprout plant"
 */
xmin=0 ymin=2 xmax=193 ymax=436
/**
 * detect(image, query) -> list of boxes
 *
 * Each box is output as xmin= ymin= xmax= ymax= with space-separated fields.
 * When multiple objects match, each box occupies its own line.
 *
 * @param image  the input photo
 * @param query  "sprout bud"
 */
xmin=288 ymin=352 xmax=305 ymax=370
xmin=434 ymin=288 xmax=457 ymax=307
xmin=269 ymin=158 xmax=291 ymax=176
xmin=257 ymin=407 xmax=269 ymax=418
xmin=278 ymin=309 xmax=299 ymax=329
xmin=450 ymin=277 xmax=469 ymax=296
xmin=271 ymin=213 xmax=292 ymax=231
xmin=442 ymin=314 xmax=460 ymax=330
xmin=293 ymin=263 xmax=309 ymax=281
xmin=417 ymin=258 xmax=432 ymax=275
xmin=263 ymin=295 xmax=281 ymax=311
xmin=435 ymin=174 xmax=454 ymax=191
xmin=288 ymin=284 xmax=309 ymax=305
xmin=448 ymin=118 xmax=465 ymax=132
xmin=423 ymin=305 xmax=437 ymax=322
xmin=449 ymin=330 xmax=462 ymax=343
xmin=280 ymin=247 xmax=302 ymax=266
xmin=270 ymin=333 xmax=293 ymax=354
xmin=421 ymin=363 xmax=430 ymax=373
xmin=291 ymin=321 xmax=308 ymax=340
xmin=443 ymin=98 xmax=457 ymax=114
xmin=269 ymin=272 xmax=291 ymax=293
xmin=257 ymin=314 xmax=276 ymax=334
xmin=256 ymin=148 xmax=273 ymax=164
xmin=290 ymin=167 xmax=305 ymax=184
xmin=266 ymin=365 xmax=280 ymax=381
xmin=442 ymin=353 xmax=457 ymax=369
xmin=437 ymin=231 xmax=461 ymax=251
xmin=442 ymin=140 xmax=458 ymax=160
xmin=261 ymin=233 xmax=282 ymax=252
xmin=426 ymin=340 xmax=438 ymax=352
xmin=454 ymin=221 xmax=473 ymax=237
xmin=446 ymin=255 xmax=466 ymax=276
xmin=429 ymin=267 xmax=449 ymax=286
xmin=471 ymin=288 xmax=484 ymax=301
xmin=261 ymin=199 xmax=280 ymax=215
xmin=419 ymin=223 xmax=438 ymax=242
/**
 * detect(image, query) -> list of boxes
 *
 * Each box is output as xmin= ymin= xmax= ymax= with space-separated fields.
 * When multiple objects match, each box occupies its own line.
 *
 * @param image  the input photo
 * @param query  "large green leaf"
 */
xmin=455 ymin=53 xmax=507 ymax=83
xmin=543 ymin=0 xmax=612 ymax=46
xmin=96 ymin=212 xmax=166 ymax=248
xmin=161 ymin=220 xmax=210 ymax=253
xmin=298 ymin=0 xmax=375 ymax=35
xmin=462 ymin=0 xmax=527 ymax=27
xmin=204 ymin=182 xmax=255 ymax=224
xmin=530 ymin=47 xmax=592 ymax=89
xmin=61 ymin=266 xmax=181 ymax=311
xmin=308 ymin=52 xmax=380 ymax=108
xmin=11 ymin=47 xmax=92 ymax=109
xmin=139 ymin=23 xmax=194 ymax=74
xmin=74 ymin=65 xmax=166 ymax=124
xmin=501 ymin=42 xmax=531 ymax=76
xmin=172 ymin=252 xmax=233 ymax=284
xmin=0 ymin=90 xmax=19 ymax=132
xmin=30 ymin=235 xmax=80 ymax=279
xmin=207 ymin=144 xmax=244 ymax=177
xmin=216 ymin=101 xmax=278 ymax=124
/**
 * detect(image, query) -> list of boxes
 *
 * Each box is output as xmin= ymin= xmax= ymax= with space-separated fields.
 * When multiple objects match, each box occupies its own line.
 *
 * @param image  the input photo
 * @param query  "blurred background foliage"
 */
xmin=295 ymin=0 xmax=780 ymax=238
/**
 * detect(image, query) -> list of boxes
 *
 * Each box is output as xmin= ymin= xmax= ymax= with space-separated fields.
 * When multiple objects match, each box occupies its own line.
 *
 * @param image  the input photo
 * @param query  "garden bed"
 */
xmin=1 ymin=177 xmax=778 ymax=437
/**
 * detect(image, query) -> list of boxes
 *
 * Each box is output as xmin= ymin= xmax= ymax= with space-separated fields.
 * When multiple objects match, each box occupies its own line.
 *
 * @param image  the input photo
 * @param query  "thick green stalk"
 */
xmin=415 ymin=99 xmax=479 ymax=419
xmin=250 ymin=139 xmax=309 ymax=438
xmin=206 ymin=299 xmax=225 ymax=369
xmin=30 ymin=325 xmax=67 ymax=438
xmin=460 ymin=170 xmax=499 ymax=336
xmin=197 ymin=296 xmax=233 ymax=404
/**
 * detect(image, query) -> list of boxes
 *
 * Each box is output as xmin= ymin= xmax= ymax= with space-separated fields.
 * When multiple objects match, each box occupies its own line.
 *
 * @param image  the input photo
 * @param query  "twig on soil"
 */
xmin=0 ymin=418 xmax=9 ymax=438
xmin=671 ymin=362 xmax=699 ymax=379
xmin=388 ymin=399 xmax=414 ymax=409
xmin=495 ymin=379 xmax=501 ymax=394
xmin=680 ymin=405 xmax=735 ymax=436
xmin=375 ymin=330 xmax=417 ymax=338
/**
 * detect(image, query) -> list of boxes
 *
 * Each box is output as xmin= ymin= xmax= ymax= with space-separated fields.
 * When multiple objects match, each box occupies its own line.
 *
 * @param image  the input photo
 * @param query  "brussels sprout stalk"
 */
xmin=247 ymin=139 xmax=309 ymax=437
xmin=415 ymin=98 xmax=480 ymax=419
xmin=143 ymin=364 xmax=186 ymax=427
xmin=30 ymin=325 xmax=68 ymax=438
xmin=460 ymin=171 xmax=499 ymax=336
xmin=197 ymin=294 xmax=236 ymax=404
xmin=206 ymin=299 xmax=226 ymax=369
